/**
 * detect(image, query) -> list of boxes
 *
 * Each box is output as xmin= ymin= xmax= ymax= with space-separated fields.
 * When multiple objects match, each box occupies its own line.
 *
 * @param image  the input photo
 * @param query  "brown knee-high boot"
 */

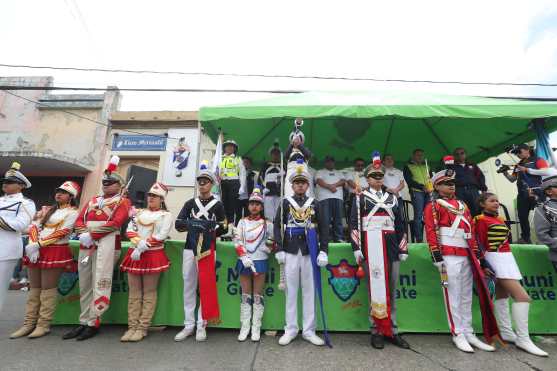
xmin=121 ymin=293 xmax=142 ymax=342
xmin=10 ymin=288 xmax=41 ymax=339
xmin=28 ymin=288 xmax=59 ymax=338
xmin=129 ymin=290 xmax=157 ymax=342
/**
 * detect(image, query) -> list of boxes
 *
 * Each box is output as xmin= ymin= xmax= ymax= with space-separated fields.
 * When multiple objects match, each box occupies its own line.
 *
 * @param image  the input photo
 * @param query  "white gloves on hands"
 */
xmin=131 ymin=248 xmax=142 ymax=261
xmin=25 ymin=242 xmax=40 ymax=263
xmin=238 ymin=187 xmax=246 ymax=195
xmin=399 ymin=253 xmax=409 ymax=262
xmin=275 ymin=251 xmax=286 ymax=265
xmin=353 ymin=250 xmax=364 ymax=264
xmin=79 ymin=232 xmax=94 ymax=248
xmin=131 ymin=240 xmax=149 ymax=261
xmin=433 ymin=261 xmax=445 ymax=272
xmin=317 ymin=251 xmax=329 ymax=267
xmin=240 ymin=255 xmax=254 ymax=269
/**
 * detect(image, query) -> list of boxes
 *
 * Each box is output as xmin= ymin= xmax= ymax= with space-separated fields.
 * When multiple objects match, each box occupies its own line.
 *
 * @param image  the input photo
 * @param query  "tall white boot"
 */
xmin=251 ymin=295 xmax=264 ymax=342
xmin=238 ymin=294 xmax=251 ymax=342
xmin=494 ymin=298 xmax=517 ymax=343
xmin=512 ymin=302 xmax=548 ymax=357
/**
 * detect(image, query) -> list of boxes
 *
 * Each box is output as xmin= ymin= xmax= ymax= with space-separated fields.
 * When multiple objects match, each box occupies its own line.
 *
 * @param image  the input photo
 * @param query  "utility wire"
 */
xmin=2 ymin=90 xmax=183 ymax=140
xmin=1 ymin=62 xmax=557 ymax=87
xmin=0 ymin=85 xmax=303 ymax=94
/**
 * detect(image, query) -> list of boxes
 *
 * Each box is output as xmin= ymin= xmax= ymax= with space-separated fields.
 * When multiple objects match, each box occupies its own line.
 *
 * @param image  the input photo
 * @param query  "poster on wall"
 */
xmin=162 ymin=128 xmax=199 ymax=187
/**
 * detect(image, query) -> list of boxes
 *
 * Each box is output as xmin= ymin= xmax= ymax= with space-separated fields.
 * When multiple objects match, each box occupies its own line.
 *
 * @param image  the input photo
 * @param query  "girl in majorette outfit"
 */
xmin=475 ymin=192 xmax=548 ymax=357
xmin=120 ymin=182 xmax=172 ymax=342
xmin=11 ymin=181 xmax=80 ymax=339
xmin=233 ymin=187 xmax=274 ymax=342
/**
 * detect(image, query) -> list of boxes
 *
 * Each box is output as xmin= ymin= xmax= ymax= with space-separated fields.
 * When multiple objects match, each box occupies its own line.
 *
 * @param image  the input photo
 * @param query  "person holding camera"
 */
xmin=500 ymin=144 xmax=550 ymax=244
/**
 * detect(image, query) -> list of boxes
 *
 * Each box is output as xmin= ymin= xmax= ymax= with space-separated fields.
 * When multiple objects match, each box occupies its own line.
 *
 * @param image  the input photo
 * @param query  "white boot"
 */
xmin=452 ymin=334 xmax=474 ymax=353
xmin=238 ymin=298 xmax=252 ymax=342
xmin=494 ymin=298 xmax=517 ymax=343
xmin=512 ymin=302 xmax=548 ymax=357
xmin=465 ymin=334 xmax=495 ymax=352
xmin=196 ymin=326 xmax=207 ymax=342
xmin=251 ymin=296 xmax=264 ymax=342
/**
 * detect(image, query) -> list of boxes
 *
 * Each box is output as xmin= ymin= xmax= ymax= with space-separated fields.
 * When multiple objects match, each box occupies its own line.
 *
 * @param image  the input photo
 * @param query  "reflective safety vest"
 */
xmin=407 ymin=163 xmax=432 ymax=192
xmin=220 ymin=155 xmax=242 ymax=179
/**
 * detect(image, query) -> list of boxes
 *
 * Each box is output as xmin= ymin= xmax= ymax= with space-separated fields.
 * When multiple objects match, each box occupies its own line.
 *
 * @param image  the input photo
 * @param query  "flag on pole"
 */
xmin=533 ymin=119 xmax=557 ymax=168
xmin=211 ymin=131 xmax=223 ymax=179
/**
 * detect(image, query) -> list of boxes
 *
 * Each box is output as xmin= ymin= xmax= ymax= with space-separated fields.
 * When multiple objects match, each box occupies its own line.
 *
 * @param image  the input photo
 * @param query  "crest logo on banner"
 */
xmin=57 ymin=272 xmax=79 ymax=296
xmin=327 ymin=259 xmax=361 ymax=302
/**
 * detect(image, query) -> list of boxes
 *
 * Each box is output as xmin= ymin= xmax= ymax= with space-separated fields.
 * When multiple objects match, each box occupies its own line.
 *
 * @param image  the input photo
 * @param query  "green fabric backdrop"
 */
xmin=53 ymin=241 xmax=557 ymax=334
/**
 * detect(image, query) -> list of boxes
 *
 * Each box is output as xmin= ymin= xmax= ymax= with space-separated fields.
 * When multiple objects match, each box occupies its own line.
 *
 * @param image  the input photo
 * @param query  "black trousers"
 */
xmin=456 ymin=186 xmax=481 ymax=216
xmin=221 ymin=179 xmax=241 ymax=225
xmin=517 ymin=192 xmax=537 ymax=242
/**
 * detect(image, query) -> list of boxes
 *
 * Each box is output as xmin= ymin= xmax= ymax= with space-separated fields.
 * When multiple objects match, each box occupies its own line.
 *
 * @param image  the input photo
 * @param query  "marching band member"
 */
xmin=424 ymin=159 xmax=500 ymax=353
xmin=274 ymin=164 xmax=330 ymax=347
xmin=350 ymin=152 xmax=410 ymax=349
xmin=0 ymin=163 xmax=36 ymax=314
xmin=259 ymin=144 xmax=283 ymax=222
xmin=120 ymin=182 xmax=172 ymax=342
xmin=477 ymin=192 xmax=548 ymax=357
xmin=174 ymin=162 xmax=226 ymax=342
xmin=63 ymin=156 xmax=131 ymax=341
xmin=284 ymin=123 xmax=313 ymax=199
xmin=10 ymin=181 xmax=79 ymax=339
xmin=233 ymin=187 xmax=274 ymax=342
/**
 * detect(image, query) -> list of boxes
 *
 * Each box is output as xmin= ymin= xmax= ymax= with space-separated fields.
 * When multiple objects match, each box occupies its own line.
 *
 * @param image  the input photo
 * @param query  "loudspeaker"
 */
xmin=126 ymin=165 xmax=158 ymax=208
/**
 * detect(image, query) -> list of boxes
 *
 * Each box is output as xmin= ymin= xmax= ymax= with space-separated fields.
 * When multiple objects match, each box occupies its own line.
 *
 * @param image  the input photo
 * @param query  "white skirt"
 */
xmin=485 ymin=252 xmax=522 ymax=280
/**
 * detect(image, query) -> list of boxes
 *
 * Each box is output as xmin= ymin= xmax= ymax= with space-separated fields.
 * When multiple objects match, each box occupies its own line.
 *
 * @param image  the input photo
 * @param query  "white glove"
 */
xmin=353 ymin=250 xmax=364 ymax=264
xmin=238 ymin=187 xmax=246 ymax=195
xmin=433 ymin=261 xmax=445 ymax=272
xmin=240 ymin=255 xmax=254 ymax=268
xmin=260 ymin=243 xmax=272 ymax=255
xmin=317 ymin=251 xmax=328 ymax=267
xmin=79 ymin=232 xmax=94 ymax=248
xmin=275 ymin=251 xmax=286 ymax=265
xmin=399 ymin=253 xmax=409 ymax=262
xmin=25 ymin=242 xmax=40 ymax=263
xmin=131 ymin=248 xmax=142 ymax=261
xmin=263 ymin=188 xmax=270 ymax=195
xmin=136 ymin=240 xmax=149 ymax=253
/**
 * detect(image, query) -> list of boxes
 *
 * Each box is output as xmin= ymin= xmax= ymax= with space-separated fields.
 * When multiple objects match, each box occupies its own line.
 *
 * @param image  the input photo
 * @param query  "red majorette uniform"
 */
xmin=63 ymin=156 xmax=131 ymax=341
xmin=424 ymin=165 xmax=499 ymax=353
xmin=25 ymin=182 xmax=80 ymax=271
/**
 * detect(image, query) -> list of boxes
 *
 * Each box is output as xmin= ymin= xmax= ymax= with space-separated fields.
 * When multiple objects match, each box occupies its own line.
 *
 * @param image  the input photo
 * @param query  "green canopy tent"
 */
xmin=199 ymin=90 xmax=557 ymax=168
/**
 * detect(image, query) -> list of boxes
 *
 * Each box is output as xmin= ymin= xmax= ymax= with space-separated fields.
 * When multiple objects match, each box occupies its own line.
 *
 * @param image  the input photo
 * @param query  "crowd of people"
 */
xmin=0 ymin=127 xmax=554 ymax=357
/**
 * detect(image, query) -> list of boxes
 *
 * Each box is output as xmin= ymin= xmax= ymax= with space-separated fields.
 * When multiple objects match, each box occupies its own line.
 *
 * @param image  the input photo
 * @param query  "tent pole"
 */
xmin=383 ymin=117 xmax=395 ymax=155
xmin=244 ymin=117 xmax=286 ymax=157
xmin=422 ymin=118 xmax=450 ymax=154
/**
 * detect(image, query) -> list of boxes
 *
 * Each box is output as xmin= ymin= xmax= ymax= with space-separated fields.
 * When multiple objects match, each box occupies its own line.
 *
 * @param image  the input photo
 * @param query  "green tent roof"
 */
xmin=199 ymin=90 xmax=557 ymax=168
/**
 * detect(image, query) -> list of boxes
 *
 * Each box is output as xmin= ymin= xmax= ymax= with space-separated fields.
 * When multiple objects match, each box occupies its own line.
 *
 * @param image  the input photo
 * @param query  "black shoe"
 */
xmin=371 ymin=333 xmax=384 ymax=349
xmin=76 ymin=326 xmax=98 ymax=341
xmin=386 ymin=334 xmax=410 ymax=349
xmin=62 ymin=325 xmax=86 ymax=340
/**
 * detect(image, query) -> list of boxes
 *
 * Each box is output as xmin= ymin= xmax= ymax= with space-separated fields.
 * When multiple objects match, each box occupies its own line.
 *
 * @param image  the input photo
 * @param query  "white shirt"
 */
xmin=0 ymin=193 xmax=36 ymax=261
xmin=383 ymin=167 xmax=405 ymax=196
xmin=315 ymin=168 xmax=345 ymax=201
xmin=344 ymin=168 xmax=367 ymax=194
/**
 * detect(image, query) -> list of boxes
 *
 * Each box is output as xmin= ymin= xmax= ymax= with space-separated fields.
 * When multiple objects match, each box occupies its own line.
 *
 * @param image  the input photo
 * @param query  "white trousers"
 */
xmin=182 ymin=249 xmax=205 ymax=329
xmin=444 ymin=255 xmax=473 ymax=336
xmin=0 ymin=259 xmax=18 ymax=315
xmin=284 ymin=251 xmax=316 ymax=337
xmin=264 ymin=195 xmax=281 ymax=222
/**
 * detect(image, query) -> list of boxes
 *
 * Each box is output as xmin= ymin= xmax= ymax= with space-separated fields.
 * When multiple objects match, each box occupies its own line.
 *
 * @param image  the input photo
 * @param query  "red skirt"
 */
xmin=23 ymin=244 xmax=76 ymax=271
xmin=120 ymin=248 xmax=170 ymax=275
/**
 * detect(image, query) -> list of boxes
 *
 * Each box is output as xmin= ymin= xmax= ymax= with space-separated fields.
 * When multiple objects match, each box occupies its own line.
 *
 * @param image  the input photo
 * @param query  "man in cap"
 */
xmin=63 ymin=156 xmax=131 ymax=341
xmin=350 ymin=151 xmax=409 ymax=349
xmin=0 ymin=162 xmax=36 ymax=314
xmin=219 ymin=139 xmax=246 ymax=233
xmin=315 ymin=155 xmax=346 ymax=242
xmin=174 ymin=161 xmax=226 ymax=342
xmin=274 ymin=162 xmax=330 ymax=347
xmin=424 ymin=158 xmax=499 ymax=353
xmin=534 ymin=169 xmax=557 ymax=272
xmin=258 ymin=144 xmax=284 ymax=222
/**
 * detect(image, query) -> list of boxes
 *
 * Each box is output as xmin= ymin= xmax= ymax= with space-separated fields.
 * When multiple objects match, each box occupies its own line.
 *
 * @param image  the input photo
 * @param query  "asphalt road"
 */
xmin=0 ymin=291 xmax=555 ymax=371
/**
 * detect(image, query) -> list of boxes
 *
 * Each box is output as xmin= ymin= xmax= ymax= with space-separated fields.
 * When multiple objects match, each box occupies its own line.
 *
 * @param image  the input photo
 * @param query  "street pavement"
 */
xmin=0 ymin=291 xmax=555 ymax=371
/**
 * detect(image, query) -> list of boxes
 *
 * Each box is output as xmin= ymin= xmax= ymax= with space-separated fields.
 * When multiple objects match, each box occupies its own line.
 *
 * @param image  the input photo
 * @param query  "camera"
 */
xmin=504 ymin=144 xmax=521 ymax=155
xmin=494 ymin=158 xmax=512 ymax=174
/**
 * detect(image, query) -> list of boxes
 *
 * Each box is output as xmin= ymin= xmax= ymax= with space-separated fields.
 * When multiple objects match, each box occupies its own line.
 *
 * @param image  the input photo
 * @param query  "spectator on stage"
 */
xmin=259 ymin=145 xmax=283 ymax=222
xmin=403 ymin=149 xmax=432 ymax=242
xmin=316 ymin=156 xmax=346 ymax=243
xmin=346 ymin=158 xmax=367 ymax=223
xmin=451 ymin=147 xmax=487 ymax=216
xmin=383 ymin=154 xmax=406 ymax=206
xmin=238 ymin=157 xmax=257 ymax=219
xmin=534 ymin=173 xmax=557 ymax=272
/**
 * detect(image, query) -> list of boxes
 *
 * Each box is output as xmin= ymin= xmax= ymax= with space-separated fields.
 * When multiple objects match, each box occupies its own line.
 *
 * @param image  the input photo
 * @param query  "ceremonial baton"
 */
xmin=278 ymin=141 xmax=286 ymax=291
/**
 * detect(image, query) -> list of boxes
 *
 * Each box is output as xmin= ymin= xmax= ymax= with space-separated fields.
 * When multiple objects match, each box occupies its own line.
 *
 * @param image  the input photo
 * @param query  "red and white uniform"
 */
xmin=74 ymin=194 xmax=131 ymax=327
xmin=121 ymin=208 xmax=172 ymax=274
xmin=25 ymin=205 xmax=78 ymax=270
xmin=474 ymin=213 xmax=522 ymax=280
xmin=424 ymin=197 xmax=478 ymax=336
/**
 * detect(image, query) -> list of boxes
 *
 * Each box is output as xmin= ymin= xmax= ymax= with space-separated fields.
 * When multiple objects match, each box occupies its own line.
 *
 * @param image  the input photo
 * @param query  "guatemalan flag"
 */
xmin=533 ymin=119 xmax=557 ymax=168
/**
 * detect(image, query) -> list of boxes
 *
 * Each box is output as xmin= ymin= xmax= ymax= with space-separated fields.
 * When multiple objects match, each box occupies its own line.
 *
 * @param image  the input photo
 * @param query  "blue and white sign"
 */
xmin=112 ymin=135 xmax=167 ymax=151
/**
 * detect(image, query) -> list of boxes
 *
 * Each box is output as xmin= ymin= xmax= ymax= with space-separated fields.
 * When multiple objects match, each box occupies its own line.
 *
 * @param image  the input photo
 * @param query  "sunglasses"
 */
xmin=102 ymin=180 xmax=118 ymax=186
xmin=368 ymin=174 xmax=384 ymax=180
xmin=438 ymin=181 xmax=456 ymax=186
xmin=197 ymin=179 xmax=211 ymax=186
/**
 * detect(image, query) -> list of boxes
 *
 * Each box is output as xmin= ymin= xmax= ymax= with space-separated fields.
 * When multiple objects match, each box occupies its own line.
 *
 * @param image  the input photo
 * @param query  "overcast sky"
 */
xmin=2 ymin=0 xmax=557 ymax=110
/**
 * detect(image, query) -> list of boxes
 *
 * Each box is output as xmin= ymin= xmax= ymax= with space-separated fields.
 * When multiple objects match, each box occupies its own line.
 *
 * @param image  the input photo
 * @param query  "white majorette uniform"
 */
xmin=233 ymin=188 xmax=274 ymax=341
xmin=0 ymin=162 xmax=36 ymax=314
xmin=64 ymin=156 xmax=131 ymax=341
xmin=11 ymin=181 xmax=79 ymax=340
xmin=424 ymin=164 xmax=499 ymax=353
